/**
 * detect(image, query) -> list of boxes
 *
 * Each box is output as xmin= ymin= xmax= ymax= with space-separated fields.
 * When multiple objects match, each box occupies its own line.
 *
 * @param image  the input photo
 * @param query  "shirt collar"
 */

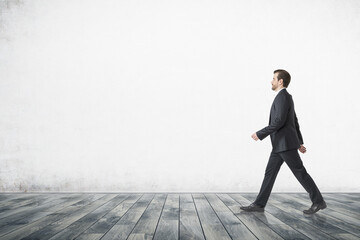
xmin=274 ymin=87 xmax=286 ymax=98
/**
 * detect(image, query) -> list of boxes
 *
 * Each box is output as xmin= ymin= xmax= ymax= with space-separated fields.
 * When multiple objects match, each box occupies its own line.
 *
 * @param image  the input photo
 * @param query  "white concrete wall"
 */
xmin=1 ymin=0 xmax=359 ymax=192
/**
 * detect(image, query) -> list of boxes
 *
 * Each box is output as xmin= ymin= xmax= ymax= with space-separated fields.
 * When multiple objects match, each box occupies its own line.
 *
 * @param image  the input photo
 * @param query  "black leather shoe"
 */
xmin=240 ymin=203 xmax=264 ymax=212
xmin=303 ymin=201 xmax=327 ymax=214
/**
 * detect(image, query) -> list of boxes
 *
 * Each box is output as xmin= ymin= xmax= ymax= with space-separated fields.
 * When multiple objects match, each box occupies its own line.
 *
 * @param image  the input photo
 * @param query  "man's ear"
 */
xmin=279 ymin=79 xmax=284 ymax=86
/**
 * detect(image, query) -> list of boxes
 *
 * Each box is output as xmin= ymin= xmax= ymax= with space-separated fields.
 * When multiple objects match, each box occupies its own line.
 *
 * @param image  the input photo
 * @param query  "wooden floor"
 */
xmin=0 ymin=193 xmax=359 ymax=240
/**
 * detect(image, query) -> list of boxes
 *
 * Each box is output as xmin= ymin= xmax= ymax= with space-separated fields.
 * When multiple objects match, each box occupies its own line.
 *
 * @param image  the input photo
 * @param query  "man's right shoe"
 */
xmin=240 ymin=203 xmax=265 ymax=212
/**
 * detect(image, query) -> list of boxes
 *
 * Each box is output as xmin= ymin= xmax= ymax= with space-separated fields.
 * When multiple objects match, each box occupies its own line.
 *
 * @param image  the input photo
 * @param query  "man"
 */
xmin=240 ymin=69 xmax=326 ymax=214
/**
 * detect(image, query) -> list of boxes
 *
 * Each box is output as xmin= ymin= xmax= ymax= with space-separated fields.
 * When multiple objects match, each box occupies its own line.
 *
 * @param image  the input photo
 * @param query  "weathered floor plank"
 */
xmin=270 ymin=194 xmax=360 ymax=239
xmin=17 ymin=194 xmax=112 ymax=240
xmin=153 ymin=194 xmax=179 ymax=240
xmin=101 ymin=194 xmax=155 ymax=240
xmin=0 ymin=193 xmax=358 ymax=240
xmin=48 ymin=194 xmax=129 ymax=239
xmin=127 ymin=194 xmax=167 ymax=240
xmin=204 ymin=193 xmax=257 ymax=240
xmin=295 ymin=193 xmax=360 ymax=223
xmin=0 ymin=194 xmax=62 ymax=220
xmin=179 ymin=194 xmax=205 ymax=240
xmin=338 ymin=193 xmax=360 ymax=202
xmin=0 ymin=194 xmax=91 ymax=239
xmin=0 ymin=194 xmax=41 ymax=210
xmin=0 ymin=193 xmax=83 ymax=236
xmin=192 ymin=194 xmax=231 ymax=240
xmin=75 ymin=194 xmax=143 ymax=240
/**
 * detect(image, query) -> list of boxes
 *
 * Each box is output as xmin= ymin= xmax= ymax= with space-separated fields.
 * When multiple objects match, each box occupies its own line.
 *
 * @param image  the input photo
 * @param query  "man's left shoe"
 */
xmin=303 ymin=200 xmax=327 ymax=214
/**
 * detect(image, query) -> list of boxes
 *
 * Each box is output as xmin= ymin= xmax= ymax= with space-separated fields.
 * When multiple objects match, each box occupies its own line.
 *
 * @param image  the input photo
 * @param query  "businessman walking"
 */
xmin=241 ymin=69 xmax=326 ymax=214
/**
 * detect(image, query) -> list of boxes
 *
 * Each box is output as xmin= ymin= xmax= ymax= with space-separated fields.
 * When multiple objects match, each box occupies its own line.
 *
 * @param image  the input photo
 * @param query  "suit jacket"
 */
xmin=256 ymin=89 xmax=304 ymax=153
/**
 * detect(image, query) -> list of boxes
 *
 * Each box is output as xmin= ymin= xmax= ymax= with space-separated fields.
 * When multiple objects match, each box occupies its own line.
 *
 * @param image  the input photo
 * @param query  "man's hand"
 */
xmin=299 ymin=145 xmax=307 ymax=154
xmin=251 ymin=133 xmax=259 ymax=141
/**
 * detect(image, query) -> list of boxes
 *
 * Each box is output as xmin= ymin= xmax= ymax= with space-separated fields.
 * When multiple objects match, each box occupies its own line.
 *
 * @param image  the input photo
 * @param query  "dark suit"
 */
xmin=254 ymin=88 xmax=323 ymax=207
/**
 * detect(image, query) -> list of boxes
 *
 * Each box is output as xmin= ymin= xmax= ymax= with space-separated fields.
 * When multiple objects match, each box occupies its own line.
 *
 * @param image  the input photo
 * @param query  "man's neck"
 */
xmin=275 ymin=86 xmax=285 ymax=92
xmin=273 ymin=87 xmax=286 ymax=98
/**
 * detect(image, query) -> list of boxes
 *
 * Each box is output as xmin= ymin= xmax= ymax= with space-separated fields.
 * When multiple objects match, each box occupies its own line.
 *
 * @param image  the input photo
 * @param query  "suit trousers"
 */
xmin=254 ymin=149 xmax=324 ymax=207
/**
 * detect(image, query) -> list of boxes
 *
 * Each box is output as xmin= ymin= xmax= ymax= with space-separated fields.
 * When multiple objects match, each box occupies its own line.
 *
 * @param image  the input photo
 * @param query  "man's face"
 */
xmin=271 ymin=73 xmax=282 ymax=91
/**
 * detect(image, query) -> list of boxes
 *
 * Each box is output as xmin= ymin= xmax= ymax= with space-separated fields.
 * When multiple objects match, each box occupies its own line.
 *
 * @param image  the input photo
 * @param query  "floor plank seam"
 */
xmin=217 ymin=194 xmax=261 ymax=240
xmin=178 ymin=194 xmax=180 ymax=240
xmin=152 ymin=193 xmax=168 ymax=240
xmin=126 ymin=194 xmax=156 ymax=240
xmin=191 ymin=194 xmax=207 ymax=240
xmin=203 ymin=194 xmax=233 ymax=240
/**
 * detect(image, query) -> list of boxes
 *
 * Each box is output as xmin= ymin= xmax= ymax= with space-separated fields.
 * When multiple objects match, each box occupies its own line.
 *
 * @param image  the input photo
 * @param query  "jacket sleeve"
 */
xmin=294 ymin=111 xmax=304 ymax=144
xmin=256 ymin=95 xmax=289 ymax=140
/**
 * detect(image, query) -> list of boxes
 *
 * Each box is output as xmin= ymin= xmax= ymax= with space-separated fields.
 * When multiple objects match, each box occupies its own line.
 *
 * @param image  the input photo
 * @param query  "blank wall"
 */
xmin=1 ymin=0 xmax=359 ymax=192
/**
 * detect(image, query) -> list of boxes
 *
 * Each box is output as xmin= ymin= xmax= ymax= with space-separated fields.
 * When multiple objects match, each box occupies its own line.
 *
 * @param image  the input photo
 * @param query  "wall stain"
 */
xmin=0 ymin=0 xmax=24 ymax=41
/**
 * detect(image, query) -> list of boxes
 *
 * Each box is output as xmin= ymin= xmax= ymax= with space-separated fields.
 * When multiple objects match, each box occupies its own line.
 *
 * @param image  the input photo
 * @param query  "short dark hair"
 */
xmin=274 ymin=69 xmax=291 ymax=88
